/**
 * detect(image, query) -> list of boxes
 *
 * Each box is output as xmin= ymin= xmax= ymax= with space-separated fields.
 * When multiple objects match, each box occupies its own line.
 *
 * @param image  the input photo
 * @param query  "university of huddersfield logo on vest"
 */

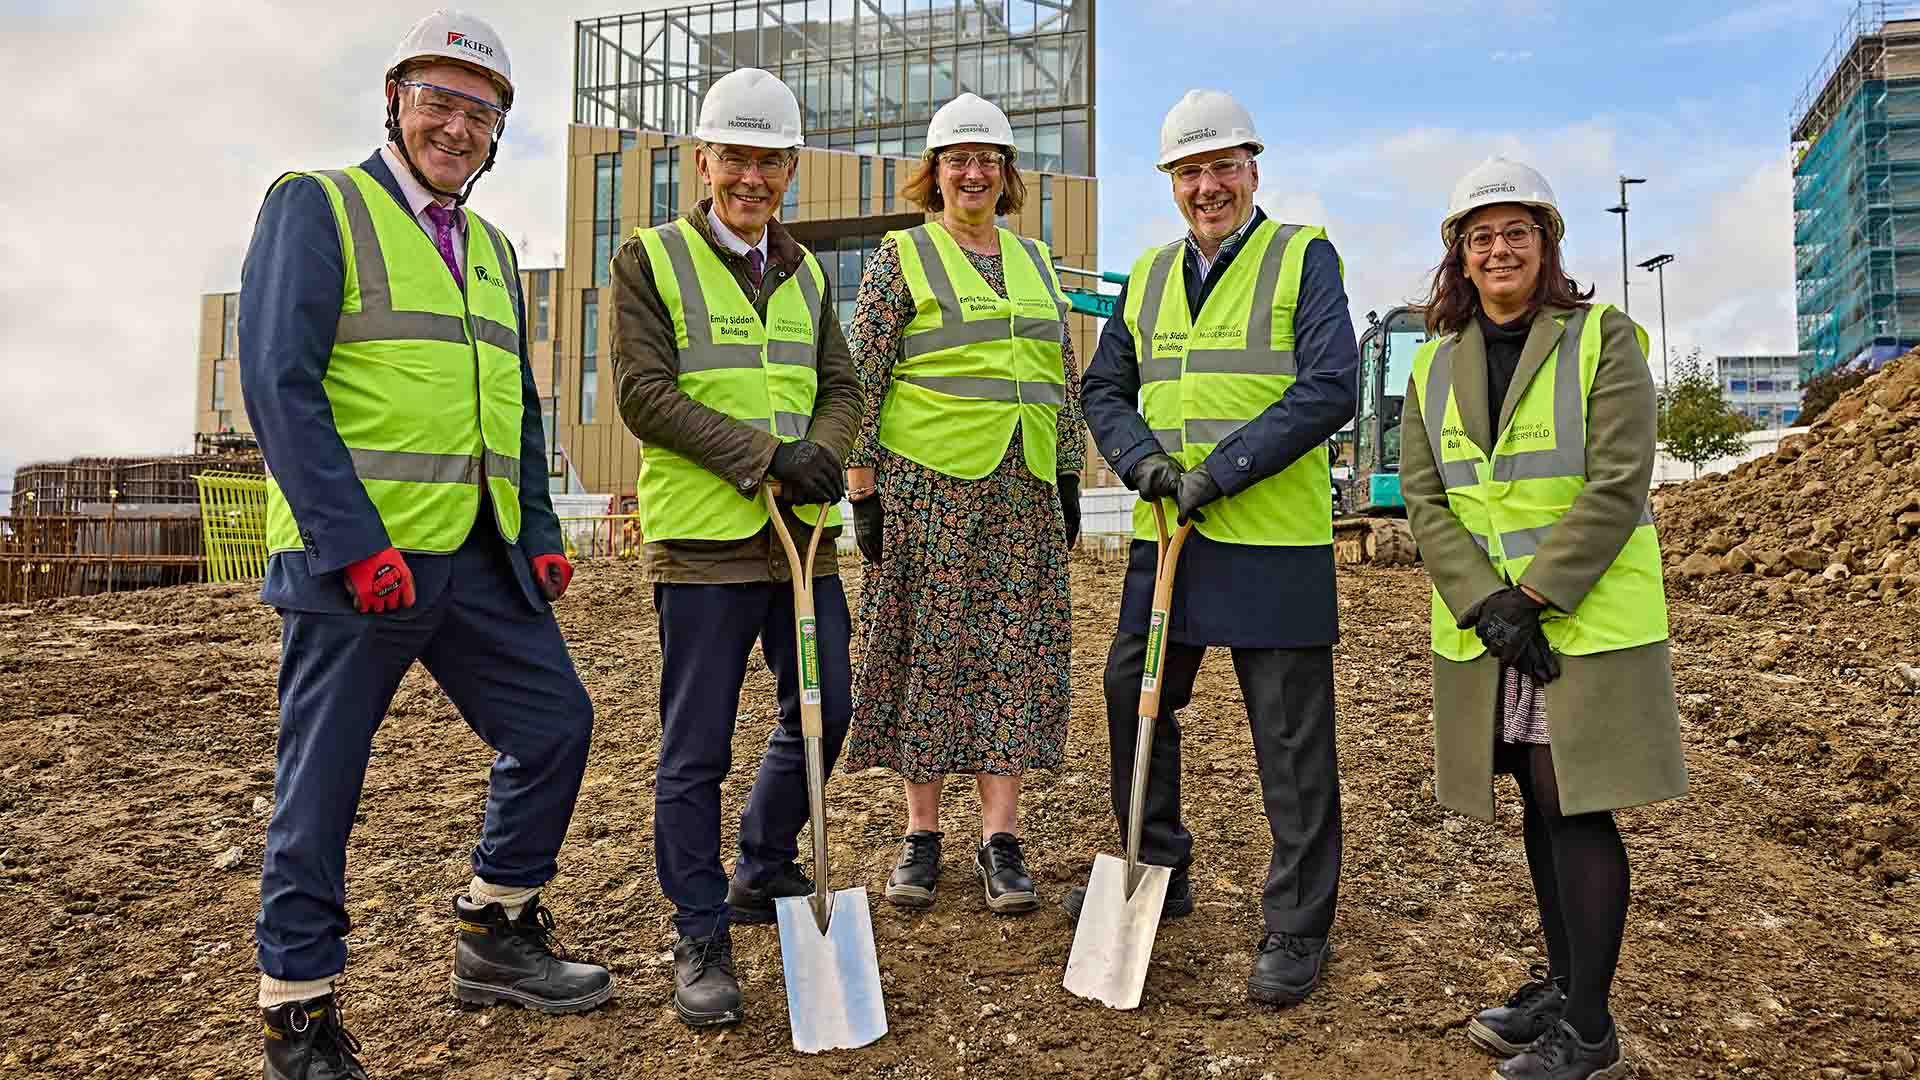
xmin=1505 ymin=419 xmax=1554 ymax=452
xmin=1191 ymin=323 xmax=1242 ymax=349
xmin=770 ymin=312 xmax=812 ymax=338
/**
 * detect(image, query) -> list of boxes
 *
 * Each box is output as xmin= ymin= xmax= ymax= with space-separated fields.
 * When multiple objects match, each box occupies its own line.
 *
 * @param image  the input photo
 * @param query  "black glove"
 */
xmin=1058 ymin=474 xmax=1081 ymax=548
xmin=1128 ymin=453 xmax=1184 ymax=501
xmin=768 ymin=440 xmax=844 ymax=505
xmin=851 ymin=497 xmax=883 ymax=565
xmin=1516 ymin=628 xmax=1562 ymax=685
xmin=1456 ymin=586 xmax=1547 ymax=667
xmin=1174 ymin=465 xmax=1222 ymax=524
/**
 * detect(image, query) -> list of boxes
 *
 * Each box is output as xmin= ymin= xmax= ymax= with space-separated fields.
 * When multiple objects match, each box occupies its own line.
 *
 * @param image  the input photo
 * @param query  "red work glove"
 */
xmin=342 ymin=546 xmax=415 ymax=614
xmin=531 ymin=553 xmax=573 ymax=601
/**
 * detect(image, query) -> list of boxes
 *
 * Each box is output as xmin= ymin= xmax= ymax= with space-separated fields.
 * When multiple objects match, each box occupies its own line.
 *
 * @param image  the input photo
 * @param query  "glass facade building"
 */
xmin=576 ymin=0 xmax=1095 ymax=175
xmin=1716 ymin=354 xmax=1803 ymax=428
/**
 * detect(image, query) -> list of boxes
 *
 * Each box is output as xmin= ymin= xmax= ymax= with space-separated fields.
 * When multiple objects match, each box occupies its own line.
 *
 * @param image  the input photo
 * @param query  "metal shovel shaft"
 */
xmin=804 ymin=733 xmax=831 ymax=932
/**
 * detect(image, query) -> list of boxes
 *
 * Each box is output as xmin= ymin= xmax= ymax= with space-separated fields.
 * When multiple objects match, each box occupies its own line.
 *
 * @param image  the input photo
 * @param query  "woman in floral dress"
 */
xmin=841 ymin=93 xmax=1086 ymax=915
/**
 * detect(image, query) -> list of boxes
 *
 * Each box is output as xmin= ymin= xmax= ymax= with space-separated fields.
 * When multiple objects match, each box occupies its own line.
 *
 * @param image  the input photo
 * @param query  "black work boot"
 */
xmin=263 ymin=994 xmax=367 ymax=1080
xmin=1061 ymin=869 xmax=1193 ymax=923
xmin=885 ymin=830 xmax=943 ymax=909
xmin=725 ymin=860 xmax=814 ymax=925
xmin=974 ymin=832 xmax=1039 ymax=913
xmin=672 ymin=928 xmax=743 ymax=1027
xmin=1246 ymin=931 xmax=1330 ymax=1007
xmin=450 ymin=896 xmax=615 ymax=1014
xmin=1469 ymin=964 xmax=1568 ymax=1057
xmin=1495 ymin=1019 xmax=1628 ymax=1080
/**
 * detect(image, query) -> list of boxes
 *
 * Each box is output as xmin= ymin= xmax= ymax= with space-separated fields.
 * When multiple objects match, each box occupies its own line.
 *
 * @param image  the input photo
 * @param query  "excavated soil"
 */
xmin=1 ymin=558 xmax=1917 ymax=1079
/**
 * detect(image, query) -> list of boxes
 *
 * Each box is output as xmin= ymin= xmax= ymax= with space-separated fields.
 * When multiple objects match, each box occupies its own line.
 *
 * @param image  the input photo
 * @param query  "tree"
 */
xmin=1657 ymin=349 xmax=1755 ymax=479
xmin=1799 ymin=364 xmax=1872 ymax=426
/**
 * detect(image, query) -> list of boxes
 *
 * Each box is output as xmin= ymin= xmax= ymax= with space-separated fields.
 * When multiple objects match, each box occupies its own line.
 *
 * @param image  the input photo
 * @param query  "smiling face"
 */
xmin=1460 ymin=204 xmax=1544 ymax=316
xmin=695 ymin=142 xmax=795 ymax=243
xmin=1169 ymin=146 xmax=1258 ymax=248
xmin=387 ymin=61 xmax=503 ymax=195
xmin=934 ymin=142 xmax=1007 ymax=225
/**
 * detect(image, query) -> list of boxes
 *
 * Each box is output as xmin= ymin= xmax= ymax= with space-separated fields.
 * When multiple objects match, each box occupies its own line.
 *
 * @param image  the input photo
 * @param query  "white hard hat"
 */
xmin=1157 ymin=89 xmax=1264 ymax=170
xmin=1441 ymin=155 xmax=1564 ymax=246
xmin=695 ymin=69 xmax=804 ymax=149
xmin=926 ymin=93 xmax=1016 ymax=155
xmin=387 ymin=9 xmax=513 ymax=107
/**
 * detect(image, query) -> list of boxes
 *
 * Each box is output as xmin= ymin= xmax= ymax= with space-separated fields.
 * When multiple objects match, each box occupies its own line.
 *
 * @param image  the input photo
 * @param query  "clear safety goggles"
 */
xmin=398 ymin=80 xmax=507 ymax=138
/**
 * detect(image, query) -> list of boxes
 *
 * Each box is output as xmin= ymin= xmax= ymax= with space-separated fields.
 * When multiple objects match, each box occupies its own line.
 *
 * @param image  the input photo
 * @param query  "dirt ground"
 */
xmin=1 ymin=557 xmax=1916 ymax=1079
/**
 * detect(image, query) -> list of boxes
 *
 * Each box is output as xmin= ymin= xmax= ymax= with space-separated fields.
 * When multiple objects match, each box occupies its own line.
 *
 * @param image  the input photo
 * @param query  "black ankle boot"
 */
xmin=1469 ymin=964 xmax=1568 ymax=1057
xmin=1061 ymin=869 xmax=1193 ymax=923
xmin=725 ymin=860 xmax=813 ymax=925
xmin=974 ymin=832 xmax=1039 ymax=913
xmin=1495 ymin=1019 xmax=1628 ymax=1080
xmin=885 ymin=831 xmax=943 ymax=909
xmin=672 ymin=928 xmax=743 ymax=1027
xmin=1246 ymin=931 xmax=1330 ymax=1007
xmin=450 ymin=895 xmax=615 ymax=1014
xmin=263 ymin=994 xmax=367 ymax=1080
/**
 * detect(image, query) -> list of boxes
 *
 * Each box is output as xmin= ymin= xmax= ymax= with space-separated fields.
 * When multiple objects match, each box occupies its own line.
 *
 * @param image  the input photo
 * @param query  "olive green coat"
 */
xmin=1401 ymin=304 xmax=1688 ymax=820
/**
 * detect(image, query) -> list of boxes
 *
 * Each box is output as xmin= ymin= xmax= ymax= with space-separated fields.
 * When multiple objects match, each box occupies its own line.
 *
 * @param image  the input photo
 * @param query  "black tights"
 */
xmin=1496 ymin=741 xmax=1629 ymax=1044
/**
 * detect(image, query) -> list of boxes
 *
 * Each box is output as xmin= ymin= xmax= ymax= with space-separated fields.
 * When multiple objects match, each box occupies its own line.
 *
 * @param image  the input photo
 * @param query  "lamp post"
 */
xmin=1605 ymin=175 xmax=1648 ymax=313
xmin=1638 ymin=253 xmax=1676 ymax=385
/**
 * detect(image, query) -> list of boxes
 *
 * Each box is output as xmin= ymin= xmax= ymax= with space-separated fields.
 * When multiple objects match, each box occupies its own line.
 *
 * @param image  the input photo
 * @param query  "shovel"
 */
xmin=763 ymin=485 xmax=888 ymax=1054
xmin=1063 ymin=499 xmax=1194 ymax=1010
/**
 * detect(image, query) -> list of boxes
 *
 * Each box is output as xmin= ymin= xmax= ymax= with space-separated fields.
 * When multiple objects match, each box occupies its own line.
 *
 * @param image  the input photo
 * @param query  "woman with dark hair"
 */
xmin=1399 ymin=155 xmax=1687 ymax=1080
xmin=840 ymin=92 xmax=1084 ymax=915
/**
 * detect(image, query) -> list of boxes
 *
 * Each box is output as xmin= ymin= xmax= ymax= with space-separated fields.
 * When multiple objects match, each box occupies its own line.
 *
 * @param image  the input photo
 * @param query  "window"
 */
xmin=1729 ymin=380 xmax=1748 ymax=393
xmin=883 ymin=159 xmax=895 ymax=212
xmin=580 ymin=289 xmax=599 ymax=424
xmin=860 ymin=157 xmax=873 ymax=210
xmin=531 ymin=270 xmax=551 ymax=341
xmin=211 ymin=360 xmax=226 ymax=412
xmin=593 ymin=153 xmax=620 ymax=287
xmin=1754 ymin=379 xmax=1775 ymax=392
xmin=1039 ymin=175 xmax=1053 ymax=246
xmin=782 ymin=170 xmax=799 ymax=219
xmin=221 ymin=294 xmax=238 ymax=359
xmin=650 ymin=146 xmax=681 ymax=226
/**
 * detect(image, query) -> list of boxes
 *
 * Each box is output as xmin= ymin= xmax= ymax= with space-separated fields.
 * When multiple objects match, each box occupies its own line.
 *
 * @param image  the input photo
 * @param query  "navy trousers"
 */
xmin=653 ymin=578 xmax=853 ymax=939
xmin=256 ymin=528 xmax=594 ymax=981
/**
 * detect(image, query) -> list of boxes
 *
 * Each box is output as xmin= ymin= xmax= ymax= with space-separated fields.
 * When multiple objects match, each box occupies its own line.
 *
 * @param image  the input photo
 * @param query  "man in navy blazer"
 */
xmin=239 ymin=13 xmax=610 ymax=1079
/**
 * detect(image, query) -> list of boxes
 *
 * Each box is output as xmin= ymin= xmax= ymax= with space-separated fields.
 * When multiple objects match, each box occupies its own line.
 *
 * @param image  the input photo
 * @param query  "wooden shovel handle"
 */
xmin=764 ymin=484 xmax=828 ymax=739
xmin=1137 ymin=500 xmax=1194 ymax=721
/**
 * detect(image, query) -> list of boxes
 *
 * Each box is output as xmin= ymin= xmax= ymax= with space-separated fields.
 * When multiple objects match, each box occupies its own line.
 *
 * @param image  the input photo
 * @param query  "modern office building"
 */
xmin=1793 ymin=3 xmax=1920 ymax=375
xmin=561 ymin=0 xmax=1107 ymax=501
xmin=1716 ymin=353 xmax=1803 ymax=428
xmin=194 ymin=265 xmax=570 ymax=484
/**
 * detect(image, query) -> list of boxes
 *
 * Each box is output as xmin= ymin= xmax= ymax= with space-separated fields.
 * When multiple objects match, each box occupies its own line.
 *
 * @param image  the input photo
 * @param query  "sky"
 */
xmin=0 ymin=0 xmax=1862 ymax=489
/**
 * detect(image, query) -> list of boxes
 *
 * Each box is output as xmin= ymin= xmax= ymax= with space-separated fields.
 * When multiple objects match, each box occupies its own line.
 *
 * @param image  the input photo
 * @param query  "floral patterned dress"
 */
xmin=840 ymin=233 xmax=1087 ymax=783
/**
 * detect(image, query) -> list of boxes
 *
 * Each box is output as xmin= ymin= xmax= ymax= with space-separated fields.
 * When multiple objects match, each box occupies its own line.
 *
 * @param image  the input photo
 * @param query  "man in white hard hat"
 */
xmin=608 ymin=67 xmax=863 ymax=1027
xmin=1075 ymin=89 xmax=1359 ymax=1008
xmin=239 ymin=11 xmax=610 ymax=1078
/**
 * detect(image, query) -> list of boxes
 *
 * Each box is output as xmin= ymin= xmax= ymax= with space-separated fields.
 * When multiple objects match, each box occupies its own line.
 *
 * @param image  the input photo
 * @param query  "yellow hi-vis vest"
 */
xmin=1411 ymin=304 xmax=1669 ymax=661
xmin=264 ymin=166 xmax=525 ymax=556
xmin=879 ymin=222 xmax=1070 ymax=481
xmin=634 ymin=218 xmax=842 ymax=542
xmin=1123 ymin=219 xmax=1333 ymax=544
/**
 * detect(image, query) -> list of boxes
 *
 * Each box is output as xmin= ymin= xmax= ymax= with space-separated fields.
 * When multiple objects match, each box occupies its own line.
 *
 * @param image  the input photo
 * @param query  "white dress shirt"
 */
xmin=381 ymin=143 xmax=465 ymax=276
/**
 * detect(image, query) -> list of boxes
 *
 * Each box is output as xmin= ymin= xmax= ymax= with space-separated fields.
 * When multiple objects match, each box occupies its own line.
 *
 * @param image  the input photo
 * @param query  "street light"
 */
xmin=1605 ymin=175 xmax=1648 ymax=314
xmin=1638 ymin=253 xmax=1676 ymax=385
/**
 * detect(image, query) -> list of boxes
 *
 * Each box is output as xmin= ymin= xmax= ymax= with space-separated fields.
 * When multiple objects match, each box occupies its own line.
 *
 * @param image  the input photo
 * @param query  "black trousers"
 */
xmin=1102 ymin=632 xmax=1341 ymax=937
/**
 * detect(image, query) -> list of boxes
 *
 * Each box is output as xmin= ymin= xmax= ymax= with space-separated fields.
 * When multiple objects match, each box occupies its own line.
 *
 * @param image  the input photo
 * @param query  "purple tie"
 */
xmin=424 ymin=204 xmax=461 ymax=283
xmin=745 ymin=248 xmax=765 ymax=295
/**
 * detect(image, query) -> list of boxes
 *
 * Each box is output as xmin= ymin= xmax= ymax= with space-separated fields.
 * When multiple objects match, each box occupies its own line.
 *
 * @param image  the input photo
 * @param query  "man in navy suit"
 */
xmin=239 ymin=12 xmax=609 ymax=1079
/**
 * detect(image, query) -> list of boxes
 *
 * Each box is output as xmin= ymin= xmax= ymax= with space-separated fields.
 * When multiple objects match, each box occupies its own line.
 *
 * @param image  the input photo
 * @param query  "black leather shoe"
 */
xmin=450 ymin=896 xmax=615 ymax=1014
xmin=975 ymin=832 xmax=1039 ymax=913
xmin=1469 ymin=964 xmax=1568 ymax=1057
xmin=1061 ymin=869 xmax=1193 ymax=923
xmin=263 ymin=994 xmax=367 ymax=1080
xmin=672 ymin=929 xmax=743 ymax=1027
xmin=885 ymin=831 xmax=943 ymax=909
xmin=1247 ymin=931 xmax=1330 ymax=1006
xmin=1494 ymin=1019 xmax=1628 ymax=1080
xmin=726 ymin=861 xmax=813 ymax=925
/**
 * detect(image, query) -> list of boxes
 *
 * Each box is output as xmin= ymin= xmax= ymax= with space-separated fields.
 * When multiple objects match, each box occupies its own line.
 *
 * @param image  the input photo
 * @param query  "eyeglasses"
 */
xmin=709 ymin=148 xmax=795 ymax=176
xmin=399 ymin=80 xmax=505 ymax=137
xmin=937 ymin=150 xmax=1005 ymax=172
xmin=1464 ymin=224 xmax=1543 ymax=253
xmin=1169 ymin=157 xmax=1250 ymax=186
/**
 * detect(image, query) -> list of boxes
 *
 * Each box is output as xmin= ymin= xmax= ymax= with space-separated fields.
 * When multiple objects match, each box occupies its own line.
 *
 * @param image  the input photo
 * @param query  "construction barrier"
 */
xmin=557 ymin=514 xmax=644 ymax=560
xmin=194 ymin=472 xmax=269 ymax=582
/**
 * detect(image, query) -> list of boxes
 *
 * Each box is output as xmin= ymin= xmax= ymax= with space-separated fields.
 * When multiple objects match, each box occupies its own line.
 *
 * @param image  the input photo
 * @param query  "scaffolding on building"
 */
xmin=1793 ymin=1 xmax=1920 ymax=376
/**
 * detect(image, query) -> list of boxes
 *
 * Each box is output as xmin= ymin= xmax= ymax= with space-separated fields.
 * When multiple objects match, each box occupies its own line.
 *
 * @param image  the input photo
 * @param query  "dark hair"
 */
xmin=1420 ymin=205 xmax=1594 ymax=336
xmin=902 ymin=150 xmax=1026 ymax=215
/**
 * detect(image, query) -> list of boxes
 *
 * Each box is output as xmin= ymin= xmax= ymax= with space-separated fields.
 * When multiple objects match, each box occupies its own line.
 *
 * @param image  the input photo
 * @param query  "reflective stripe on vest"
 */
xmin=877 ymin=222 xmax=1068 ymax=481
xmin=1413 ymin=304 xmax=1668 ymax=661
xmin=1123 ymin=219 xmax=1332 ymax=546
xmin=635 ymin=218 xmax=841 ymax=543
xmin=264 ymin=166 xmax=525 ymax=557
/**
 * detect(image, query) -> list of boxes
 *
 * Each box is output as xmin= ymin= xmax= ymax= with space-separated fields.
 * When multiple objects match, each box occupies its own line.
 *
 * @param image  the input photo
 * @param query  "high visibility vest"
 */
xmin=1411 ymin=304 xmax=1669 ymax=661
xmin=634 ymin=218 xmax=842 ymax=542
xmin=878 ymin=222 xmax=1069 ymax=481
xmin=264 ymin=166 xmax=525 ymax=556
xmin=1123 ymin=219 xmax=1332 ymax=545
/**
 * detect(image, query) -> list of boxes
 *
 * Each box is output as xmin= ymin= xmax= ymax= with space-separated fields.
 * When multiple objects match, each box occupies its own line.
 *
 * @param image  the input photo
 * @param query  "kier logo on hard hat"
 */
xmin=447 ymin=32 xmax=495 ymax=58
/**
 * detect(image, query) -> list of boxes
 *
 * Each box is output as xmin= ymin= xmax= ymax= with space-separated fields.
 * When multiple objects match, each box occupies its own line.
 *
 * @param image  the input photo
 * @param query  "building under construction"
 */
xmin=1794 ymin=2 xmax=1920 ymax=375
